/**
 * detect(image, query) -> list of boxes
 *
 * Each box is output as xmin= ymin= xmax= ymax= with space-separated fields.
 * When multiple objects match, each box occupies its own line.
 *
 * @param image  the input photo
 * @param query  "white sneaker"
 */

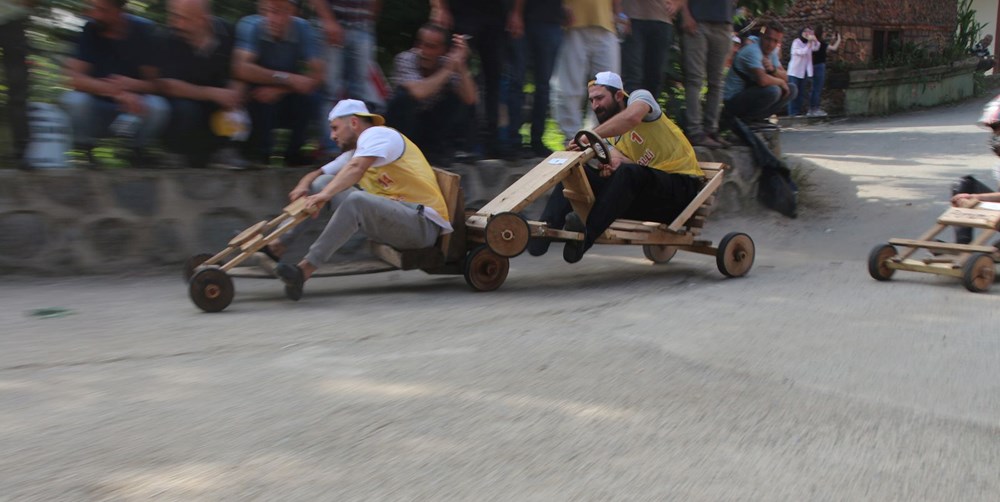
xmin=808 ymin=109 xmax=828 ymax=117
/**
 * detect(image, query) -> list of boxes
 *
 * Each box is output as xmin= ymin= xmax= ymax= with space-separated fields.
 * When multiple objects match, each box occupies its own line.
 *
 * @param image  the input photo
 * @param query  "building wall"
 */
xmin=780 ymin=0 xmax=958 ymax=65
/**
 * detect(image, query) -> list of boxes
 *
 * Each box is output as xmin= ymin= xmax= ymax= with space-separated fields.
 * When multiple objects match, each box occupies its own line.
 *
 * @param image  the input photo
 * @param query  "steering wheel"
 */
xmin=573 ymin=129 xmax=611 ymax=165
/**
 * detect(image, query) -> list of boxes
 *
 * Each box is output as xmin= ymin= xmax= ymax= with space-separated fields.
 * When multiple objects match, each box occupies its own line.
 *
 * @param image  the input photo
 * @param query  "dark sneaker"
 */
xmin=530 ymin=143 xmax=554 ymax=158
xmin=275 ymin=263 xmax=304 ymax=301
xmin=562 ymin=212 xmax=587 ymax=264
xmin=708 ymin=132 xmax=732 ymax=148
xmin=527 ymin=238 xmax=551 ymax=257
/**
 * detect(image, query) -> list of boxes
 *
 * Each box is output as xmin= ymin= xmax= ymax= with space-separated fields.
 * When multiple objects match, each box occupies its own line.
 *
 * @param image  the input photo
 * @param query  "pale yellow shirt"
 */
xmin=565 ymin=0 xmax=615 ymax=32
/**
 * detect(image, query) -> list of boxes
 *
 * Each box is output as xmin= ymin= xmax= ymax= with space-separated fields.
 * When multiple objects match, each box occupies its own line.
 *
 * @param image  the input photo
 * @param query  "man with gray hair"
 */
xmin=160 ymin=0 xmax=246 ymax=168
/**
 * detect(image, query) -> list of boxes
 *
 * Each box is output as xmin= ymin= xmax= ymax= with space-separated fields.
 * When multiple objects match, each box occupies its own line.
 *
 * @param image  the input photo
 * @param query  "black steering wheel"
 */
xmin=573 ymin=129 xmax=611 ymax=165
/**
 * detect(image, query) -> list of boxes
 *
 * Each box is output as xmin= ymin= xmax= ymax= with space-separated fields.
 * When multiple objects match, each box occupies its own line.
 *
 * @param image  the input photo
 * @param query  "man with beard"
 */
xmin=233 ymin=0 xmax=324 ymax=166
xmin=385 ymin=23 xmax=476 ymax=166
xmin=61 ymin=0 xmax=169 ymax=167
xmin=160 ymin=0 xmax=246 ymax=169
xmin=263 ymin=99 xmax=454 ymax=300
xmin=528 ymin=71 xmax=702 ymax=263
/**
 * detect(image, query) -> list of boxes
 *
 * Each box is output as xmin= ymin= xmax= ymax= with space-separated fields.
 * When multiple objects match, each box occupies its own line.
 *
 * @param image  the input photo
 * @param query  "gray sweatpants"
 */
xmin=280 ymin=175 xmax=440 ymax=266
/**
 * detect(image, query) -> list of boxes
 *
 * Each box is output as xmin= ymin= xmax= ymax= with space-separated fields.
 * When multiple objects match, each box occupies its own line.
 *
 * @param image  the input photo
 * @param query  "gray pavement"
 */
xmin=3 ymin=100 xmax=1000 ymax=501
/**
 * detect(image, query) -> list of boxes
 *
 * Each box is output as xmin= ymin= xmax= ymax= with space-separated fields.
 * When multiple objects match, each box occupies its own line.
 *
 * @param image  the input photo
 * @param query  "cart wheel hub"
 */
xmin=501 ymin=229 xmax=514 ymax=241
xmin=205 ymin=284 xmax=221 ymax=299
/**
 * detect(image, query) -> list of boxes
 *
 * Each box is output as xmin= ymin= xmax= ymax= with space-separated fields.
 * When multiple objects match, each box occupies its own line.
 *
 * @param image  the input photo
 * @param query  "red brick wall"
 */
xmin=778 ymin=0 xmax=957 ymax=65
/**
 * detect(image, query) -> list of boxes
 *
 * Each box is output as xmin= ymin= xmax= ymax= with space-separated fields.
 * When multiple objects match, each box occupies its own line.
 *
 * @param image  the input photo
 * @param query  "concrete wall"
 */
xmin=0 ymin=146 xmax=768 ymax=275
xmin=843 ymin=59 xmax=978 ymax=115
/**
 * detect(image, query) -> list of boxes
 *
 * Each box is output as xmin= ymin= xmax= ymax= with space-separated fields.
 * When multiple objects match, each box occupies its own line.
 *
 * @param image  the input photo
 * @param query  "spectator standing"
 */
xmin=620 ymin=0 xmax=676 ymax=97
xmin=550 ymin=0 xmax=622 ymax=142
xmin=233 ymin=0 xmax=324 ymax=166
xmin=678 ymin=0 xmax=732 ymax=148
xmin=973 ymin=34 xmax=995 ymax=73
xmin=722 ymin=20 xmax=796 ymax=125
xmin=61 ymin=0 xmax=169 ymax=166
xmin=308 ymin=0 xmax=380 ymax=157
xmin=505 ymin=0 xmax=564 ymax=157
xmin=0 ymin=0 xmax=31 ymax=169
xmin=808 ymin=27 xmax=839 ymax=117
xmin=430 ymin=0 xmax=510 ymax=159
xmin=160 ymin=0 xmax=246 ymax=169
xmin=786 ymin=27 xmax=818 ymax=117
xmin=385 ymin=25 xmax=476 ymax=167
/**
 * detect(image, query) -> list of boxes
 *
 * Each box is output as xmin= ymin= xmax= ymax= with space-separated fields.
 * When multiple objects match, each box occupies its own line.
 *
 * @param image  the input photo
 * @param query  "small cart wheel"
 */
xmin=485 ymin=212 xmax=530 ymax=258
xmin=183 ymin=253 xmax=214 ymax=282
xmin=962 ymin=253 xmax=995 ymax=293
xmin=573 ymin=129 xmax=611 ymax=164
xmin=189 ymin=267 xmax=235 ymax=312
xmin=463 ymin=245 xmax=509 ymax=292
xmin=867 ymin=244 xmax=897 ymax=281
xmin=642 ymin=245 xmax=678 ymax=264
xmin=716 ymin=232 xmax=755 ymax=278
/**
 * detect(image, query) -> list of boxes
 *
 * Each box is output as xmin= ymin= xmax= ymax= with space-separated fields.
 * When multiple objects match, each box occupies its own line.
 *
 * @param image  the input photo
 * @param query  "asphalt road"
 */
xmin=2 ymin=99 xmax=999 ymax=501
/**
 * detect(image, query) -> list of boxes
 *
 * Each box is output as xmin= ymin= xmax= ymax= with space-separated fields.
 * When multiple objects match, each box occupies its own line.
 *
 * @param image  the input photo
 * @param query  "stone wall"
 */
xmin=0 ymin=146 xmax=765 ymax=275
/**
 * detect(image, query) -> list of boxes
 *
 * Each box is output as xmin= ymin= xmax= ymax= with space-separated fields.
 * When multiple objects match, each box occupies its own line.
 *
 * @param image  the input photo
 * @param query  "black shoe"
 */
xmin=275 ymin=263 xmax=304 ymax=301
xmin=527 ymin=238 xmax=551 ymax=257
xmin=562 ymin=212 xmax=587 ymax=264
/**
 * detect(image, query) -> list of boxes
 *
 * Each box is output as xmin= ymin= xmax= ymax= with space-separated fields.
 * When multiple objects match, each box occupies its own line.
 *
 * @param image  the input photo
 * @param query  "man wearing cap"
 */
xmin=528 ymin=71 xmax=702 ymax=263
xmin=233 ymin=0 xmax=324 ymax=166
xmin=264 ymin=99 xmax=453 ymax=300
xmin=722 ymin=20 xmax=795 ymax=127
xmin=160 ymin=0 xmax=246 ymax=169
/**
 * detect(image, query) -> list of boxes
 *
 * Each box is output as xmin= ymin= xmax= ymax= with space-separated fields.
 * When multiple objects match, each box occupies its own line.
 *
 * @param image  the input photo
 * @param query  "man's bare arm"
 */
xmin=591 ymin=100 xmax=652 ymax=139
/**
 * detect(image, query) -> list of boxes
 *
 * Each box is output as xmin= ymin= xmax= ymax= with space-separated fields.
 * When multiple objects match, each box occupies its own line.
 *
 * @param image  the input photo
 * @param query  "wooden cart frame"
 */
xmin=868 ymin=200 xmax=1000 ymax=292
xmin=462 ymin=131 xmax=755 ymax=285
xmin=184 ymin=168 xmax=474 ymax=312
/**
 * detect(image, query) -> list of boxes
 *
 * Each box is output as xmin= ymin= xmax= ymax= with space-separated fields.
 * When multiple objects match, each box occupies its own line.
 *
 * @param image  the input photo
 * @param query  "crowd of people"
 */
xmin=0 ymin=0 xmax=851 ymax=171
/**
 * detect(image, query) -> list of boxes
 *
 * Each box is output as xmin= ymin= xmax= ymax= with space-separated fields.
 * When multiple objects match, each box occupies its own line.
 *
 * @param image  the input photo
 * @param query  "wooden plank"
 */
xmin=898 ymin=223 xmax=946 ymax=261
xmin=601 ymin=229 xmax=651 ymax=241
xmin=610 ymin=220 xmax=655 ymax=232
xmin=667 ymin=168 xmax=725 ymax=232
xmin=888 ymin=258 xmax=963 ymax=278
xmin=888 ymin=238 xmax=998 ymax=254
xmin=282 ymin=197 xmax=309 ymax=216
xmin=432 ymin=168 xmax=462 ymax=262
xmin=937 ymin=207 xmax=1000 ymax=230
xmin=240 ymin=233 xmax=264 ymax=252
xmin=229 ymin=259 xmax=398 ymax=279
xmin=475 ymin=150 xmax=589 ymax=216
xmin=370 ymin=242 xmax=444 ymax=270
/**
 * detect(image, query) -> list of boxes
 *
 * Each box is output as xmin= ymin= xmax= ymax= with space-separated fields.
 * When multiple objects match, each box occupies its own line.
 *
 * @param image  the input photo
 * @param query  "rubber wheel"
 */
xmin=463 ymin=245 xmax=510 ymax=292
xmin=642 ymin=245 xmax=678 ymax=264
xmin=485 ymin=212 xmax=531 ymax=258
xmin=189 ymin=267 xmax=235 ymax=312
xmin=716 ymin=232 xmax=755 ymax=278
xmin=183 ymin=253 xmax=214 ymax=282
xmin=573 ymin=129 xmax=611 ymax=164
xmin=867 ymin=244 xmax=897 ymax=281
xmin=962 ymin=253 xmax=995 ymax=293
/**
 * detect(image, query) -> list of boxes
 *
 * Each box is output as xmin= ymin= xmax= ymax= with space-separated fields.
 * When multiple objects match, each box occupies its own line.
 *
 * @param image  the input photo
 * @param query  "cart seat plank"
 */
xmin=888 ymin=238 xmax=998 ymax=254
xmin=937 ymin=207 xmax=1000 ymax=230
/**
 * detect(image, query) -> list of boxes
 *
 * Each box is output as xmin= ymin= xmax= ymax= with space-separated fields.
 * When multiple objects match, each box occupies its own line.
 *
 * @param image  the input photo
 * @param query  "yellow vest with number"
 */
xmin=609 ymin=114 xmax=703 ymax=177
xmin=358 ymin=132 xmax=450 ymax=221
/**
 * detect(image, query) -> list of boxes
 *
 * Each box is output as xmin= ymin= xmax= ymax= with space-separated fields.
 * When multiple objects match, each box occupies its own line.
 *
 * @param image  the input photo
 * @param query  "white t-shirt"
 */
xmin=321 ymin=126 xmax=452 ymax=233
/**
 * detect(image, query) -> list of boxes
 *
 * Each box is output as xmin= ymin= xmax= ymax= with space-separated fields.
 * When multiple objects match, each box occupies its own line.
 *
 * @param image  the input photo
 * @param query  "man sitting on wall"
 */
xmin=721 ymin=19 xmax=796 ymax=128
xmin=264 ymin=100 xmax=454 ymax=300
xmin=528 ymin=71 xmax=703 ymax=263
xmin=61 ymin=0 xmax=169 ymax=166
xmin=384 ymin=23 xmax=477 ymax=167
xmin=160 ymin=0 xmax=246 ymax=169
xmin=233 ymin=0 xmax=324 ymax=166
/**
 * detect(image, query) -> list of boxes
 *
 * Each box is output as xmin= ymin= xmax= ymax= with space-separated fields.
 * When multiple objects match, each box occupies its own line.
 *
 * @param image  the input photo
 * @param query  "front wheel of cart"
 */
xmin=189 ymin=267 xmax=235 ymax=312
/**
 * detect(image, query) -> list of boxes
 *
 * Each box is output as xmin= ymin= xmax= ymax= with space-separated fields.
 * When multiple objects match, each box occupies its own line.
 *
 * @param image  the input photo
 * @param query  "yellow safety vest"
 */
xmin=358 ymin=132 xmax=451 ymax=221
xmin=609 ymin=114 xmax=703 ymax=178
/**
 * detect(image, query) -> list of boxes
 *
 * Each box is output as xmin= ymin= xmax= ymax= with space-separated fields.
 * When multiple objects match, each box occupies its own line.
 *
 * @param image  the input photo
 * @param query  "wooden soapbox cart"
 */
xmin=868 ymin=199 xmax=1000 ymax=292
xmin=462 ymin=130 xmax=755 ymax=284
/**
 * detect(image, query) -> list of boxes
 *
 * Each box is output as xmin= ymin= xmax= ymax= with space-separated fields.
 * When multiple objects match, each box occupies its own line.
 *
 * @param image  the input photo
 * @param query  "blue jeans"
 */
xmin=318 ymin=26 xmax=377 ymax=153
xmin=788 ymin=75 xmax=809 ymax=116
xmin=620 ymin=19 xmax=673 ymax=96
xmin=810 ymin=63 xmax=826 ymax=110
xmin=59 ymin=91 xmax=170 ymax=149
xmin=724 ymin=83 xmax=798 ymax=122
xmin=506 ymin=20 xmax=562 ymax=148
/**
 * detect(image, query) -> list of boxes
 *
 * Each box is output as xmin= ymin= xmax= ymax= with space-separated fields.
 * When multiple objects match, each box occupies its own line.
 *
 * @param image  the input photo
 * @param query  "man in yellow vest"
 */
xmin=528 ymin=71 xmax=702 ymax=263
xmin=265 ymin=99 xmax=453 ymax=299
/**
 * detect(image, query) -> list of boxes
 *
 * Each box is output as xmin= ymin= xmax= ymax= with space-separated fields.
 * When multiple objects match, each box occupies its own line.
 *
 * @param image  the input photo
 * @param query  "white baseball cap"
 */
xmin=591 ymin=71 xmax=624 ymax=90
xmin=328 ymin=99 xmax=385 ymax=125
